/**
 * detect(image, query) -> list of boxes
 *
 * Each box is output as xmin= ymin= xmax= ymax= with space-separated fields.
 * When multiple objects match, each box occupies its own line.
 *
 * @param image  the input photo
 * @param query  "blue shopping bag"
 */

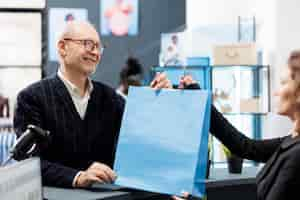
xmin=114 ymin=86 xmax=211 ymax=198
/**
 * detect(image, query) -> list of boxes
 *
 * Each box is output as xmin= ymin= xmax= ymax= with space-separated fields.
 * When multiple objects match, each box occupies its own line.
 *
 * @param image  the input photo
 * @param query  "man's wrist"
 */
xmin=72 ymin=171 xmax=83 ymax=187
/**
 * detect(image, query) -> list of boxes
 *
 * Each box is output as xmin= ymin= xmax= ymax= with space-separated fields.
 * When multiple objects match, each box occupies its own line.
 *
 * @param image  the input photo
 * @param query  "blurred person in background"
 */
xmin=116 ymin=57 xmax=143 ymax=99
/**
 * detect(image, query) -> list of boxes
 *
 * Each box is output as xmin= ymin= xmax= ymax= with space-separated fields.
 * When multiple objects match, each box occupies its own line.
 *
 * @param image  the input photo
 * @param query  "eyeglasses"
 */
xmin=63 ymin=38 xmax=105 ymax=54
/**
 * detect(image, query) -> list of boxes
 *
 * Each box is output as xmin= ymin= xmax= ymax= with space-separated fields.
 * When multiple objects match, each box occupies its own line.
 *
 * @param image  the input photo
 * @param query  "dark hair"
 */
xmin=120 ymin=57 xmax=143 ymax=83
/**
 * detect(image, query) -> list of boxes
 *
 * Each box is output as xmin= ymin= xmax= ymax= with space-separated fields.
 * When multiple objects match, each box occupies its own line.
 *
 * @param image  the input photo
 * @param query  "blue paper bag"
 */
xmin=114 ymin=86 xmax=211 ymax=198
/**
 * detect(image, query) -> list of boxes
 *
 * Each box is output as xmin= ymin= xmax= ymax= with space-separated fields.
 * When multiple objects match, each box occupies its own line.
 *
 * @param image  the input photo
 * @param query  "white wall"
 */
xmin=187 ymin=0 xmax=257 ymax=27
xmin=0 ymin=68 xmax=41 ymax=118
xmin=266 ymin=0 xmax=300 ymax=138
xmin=186 ymin=0 xmax=276 ymax=63
xmin=273 ymin=0 xmax=300 ymax=90
xmin=187 ymin=0 xmax=300 ymax=138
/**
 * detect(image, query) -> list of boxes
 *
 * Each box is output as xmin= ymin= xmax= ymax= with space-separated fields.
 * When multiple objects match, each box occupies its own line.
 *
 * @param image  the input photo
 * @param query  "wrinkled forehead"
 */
xmin=64 ymin=22 xmax=101 ymax=43
xmin=75 ymin=26 xmax=100 ymax=42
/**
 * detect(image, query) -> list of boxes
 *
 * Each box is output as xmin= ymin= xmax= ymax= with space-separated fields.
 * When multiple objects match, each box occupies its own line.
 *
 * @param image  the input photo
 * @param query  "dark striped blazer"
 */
xmin=14 ymin=75 xmax=125 ymax=187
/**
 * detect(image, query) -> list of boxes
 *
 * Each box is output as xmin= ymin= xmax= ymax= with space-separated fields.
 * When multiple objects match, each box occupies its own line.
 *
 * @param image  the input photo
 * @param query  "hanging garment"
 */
xmin=0 ymin=96 xmax=9 ymax=118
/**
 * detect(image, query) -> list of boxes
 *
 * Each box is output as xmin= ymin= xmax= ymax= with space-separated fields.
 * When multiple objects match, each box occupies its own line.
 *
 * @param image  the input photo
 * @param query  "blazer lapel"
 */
xmin=256 ymin=145 xmax=281 ymax=182
xmin=51 ymin=75 xmax=82 ymax=121
xmin=256 ymin=135 xmax=300 ymax=182
xmin=84 ymin=81 xmax=103 ymax=121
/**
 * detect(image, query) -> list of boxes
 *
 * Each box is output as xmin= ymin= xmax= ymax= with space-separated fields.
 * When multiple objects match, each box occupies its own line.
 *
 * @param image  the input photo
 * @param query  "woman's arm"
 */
xmin=210 ymin=105 xmax=282 ymax=162
xmin=185 ymin=81 xmax=283 ymax=162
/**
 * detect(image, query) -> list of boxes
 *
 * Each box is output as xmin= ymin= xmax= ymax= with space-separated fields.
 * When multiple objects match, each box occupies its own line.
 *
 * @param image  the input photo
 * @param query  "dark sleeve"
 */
xmin=264 ymin=151 xmax=300 ymax=200
xmin=184 ymin=83 xmax=283 ymax=162
xmin=13 ymin=88 xmax=78 ymax=187
xmin=41 ymin=159 xmax=78 ymax=187
xmin=210 ymin=105 xmax=282 ymax=162
xmin=14 ymin=89 xmax=44 ymax=135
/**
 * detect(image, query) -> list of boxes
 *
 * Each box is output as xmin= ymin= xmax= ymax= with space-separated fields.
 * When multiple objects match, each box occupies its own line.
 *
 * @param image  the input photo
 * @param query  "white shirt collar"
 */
xmin=116 ymin=88 xmax=127 ymax=100
xmin=57 ymin=69 xmax=93 ymax=98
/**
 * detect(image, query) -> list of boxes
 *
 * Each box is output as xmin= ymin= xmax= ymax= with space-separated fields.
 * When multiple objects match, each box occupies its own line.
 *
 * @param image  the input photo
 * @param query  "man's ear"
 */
xmin=57 ymin=40 xmax=67 ymax=57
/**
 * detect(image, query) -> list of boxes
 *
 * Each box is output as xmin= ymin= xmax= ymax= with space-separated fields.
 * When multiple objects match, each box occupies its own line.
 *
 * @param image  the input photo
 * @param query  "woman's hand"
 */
xmin=178 ymin=75 xmax=197 ymax=89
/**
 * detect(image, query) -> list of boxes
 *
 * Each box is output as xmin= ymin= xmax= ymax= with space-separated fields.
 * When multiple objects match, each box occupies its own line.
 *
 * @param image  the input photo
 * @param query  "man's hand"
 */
xmin=88 ymin=162 xmax=117 ymax=183
xmin=75 ymin=162 xmax=117 ymax=187
xmin=178 ymin=75 xmax=197 ymax=89
xmin=150 ymin=73 xmax=172 ymax=89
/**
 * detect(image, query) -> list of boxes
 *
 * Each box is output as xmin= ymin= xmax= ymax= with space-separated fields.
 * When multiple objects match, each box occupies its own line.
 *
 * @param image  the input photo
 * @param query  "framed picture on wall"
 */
xmin=100 ymin=0 xmax=138 ymax=36
xmin=160 ymin=32 xmax=187 ymax=66
xmin=48 ymin=8 xmax=88 ymax=61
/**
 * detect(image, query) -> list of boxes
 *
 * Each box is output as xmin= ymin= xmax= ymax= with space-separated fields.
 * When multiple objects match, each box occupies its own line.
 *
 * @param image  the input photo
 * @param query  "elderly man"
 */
xmin=14 ymin=21 xmax=171 ymax=188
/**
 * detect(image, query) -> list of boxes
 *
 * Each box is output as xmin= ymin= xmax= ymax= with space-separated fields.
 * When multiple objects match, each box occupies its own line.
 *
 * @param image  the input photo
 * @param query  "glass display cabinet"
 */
xmin=210 ymin=65 xmax=270 ymax=167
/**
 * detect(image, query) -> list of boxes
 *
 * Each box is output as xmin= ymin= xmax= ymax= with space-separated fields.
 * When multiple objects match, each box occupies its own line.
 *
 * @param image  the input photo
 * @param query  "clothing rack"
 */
xmin=0 ymin=118 xmax=16 ymax=165
xmin=0 ymin=95 xmax=9 ymax=118
xmin=0 ymin=118 xmax=13 ymax=133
